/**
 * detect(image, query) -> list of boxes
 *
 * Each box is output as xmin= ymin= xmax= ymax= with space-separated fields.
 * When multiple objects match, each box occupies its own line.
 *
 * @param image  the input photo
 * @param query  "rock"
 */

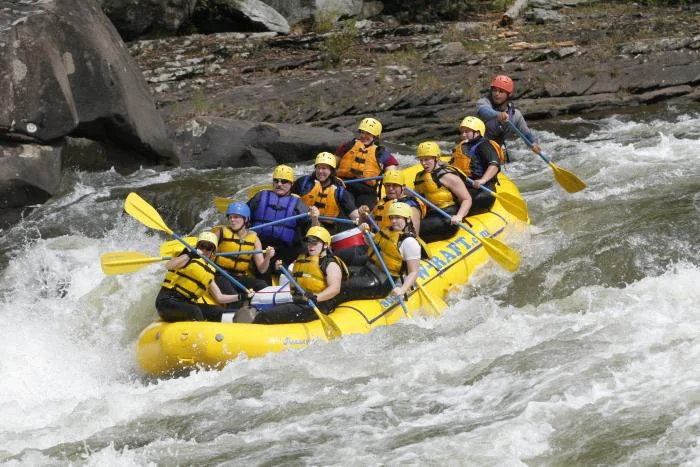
xmin=0 ymin=142 xmax=63 ymax=210
xmin=0 ymin=0 xmax=177 ymax=169
xmin=99 ymin=0 xmax=197 ymax=40
xmin=174 ymin=117 xmax=353 ymax=168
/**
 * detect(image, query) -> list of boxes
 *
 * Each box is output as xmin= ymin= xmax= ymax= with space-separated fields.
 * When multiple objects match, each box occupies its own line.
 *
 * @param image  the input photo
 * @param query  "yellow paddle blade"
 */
xmin=549 ymin=162 xmax=587 ymax=193
xmin=247 ymin=184 xmax=271 ymax=198
xmin=214 ymin=196 xmax=234 ymax=214
xmin=478 ymin=235 xmax=521 ymax=272
xmin=101 ymin=251 xmax=166 ymax=275
xmin=494 ymin=191 xmax=529 ymax=222
xmin=314 ymin=307 xmax=342 ymax=341
xmin=416 ymin=283 xmax=447 ymax=316
xmin=159 ymin=237 xmax=198 ymax=257
xmin=124 ymin=192 xmax=173 ymax=234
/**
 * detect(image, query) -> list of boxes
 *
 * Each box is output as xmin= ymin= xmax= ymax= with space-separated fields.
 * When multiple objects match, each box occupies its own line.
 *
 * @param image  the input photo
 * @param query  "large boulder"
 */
xmin=191 ymin=0 xmax=290 ymax=34
xmin=0 ymin=0 xmax=177 ymax=170
xmin=174 ymin=117 xmax=353 ymax=168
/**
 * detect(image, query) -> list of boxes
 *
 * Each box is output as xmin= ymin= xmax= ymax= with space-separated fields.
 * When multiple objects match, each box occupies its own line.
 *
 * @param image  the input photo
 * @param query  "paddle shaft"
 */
xmin=215 ymin=249 xmax=267 ymax=257
xmin=506 ymin=120 xmax=552 ymax=163
xmin=343 ymin=175 xmax=383 ymax=184
xmin=250 ymin=212 xmax=309 ymax=231
xmin=318 ymin=216 xmax=356 ymax=225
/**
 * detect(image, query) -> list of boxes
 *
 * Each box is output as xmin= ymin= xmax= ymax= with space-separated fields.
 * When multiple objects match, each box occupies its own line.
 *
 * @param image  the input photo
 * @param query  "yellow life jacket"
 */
xmin=162 ymin=257 xmax=216 ymax=302
xmin=451 ymin=139 xmax=505 ymax=176
xmin=369 ymin=228 xmax=406 ymax=276
xmin=372 ymin=196 xmax=427 ymax=230
xmin=300 ymin=178 xmax=343 ymax=221
xmin=292 ymin=253 xmax=348 ymax=294
xmin=337 ymin=140 xmax=382 ymax=185
xmin=413 ymin=165 xmax=467 ymax=209
xmin=213 ymin=226 xmax=257 ymax=276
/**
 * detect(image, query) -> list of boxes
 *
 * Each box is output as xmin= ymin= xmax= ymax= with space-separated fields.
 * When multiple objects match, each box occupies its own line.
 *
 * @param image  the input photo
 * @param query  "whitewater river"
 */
xmin=1 ymin=113 xmax=698 ymax=465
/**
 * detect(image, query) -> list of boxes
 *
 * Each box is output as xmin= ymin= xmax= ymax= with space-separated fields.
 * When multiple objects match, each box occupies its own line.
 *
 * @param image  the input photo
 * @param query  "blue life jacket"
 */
xmin=484 ymin=101 xmax=515 ymax=145
xmin=252 ymin=190 xmax=299 ymax=246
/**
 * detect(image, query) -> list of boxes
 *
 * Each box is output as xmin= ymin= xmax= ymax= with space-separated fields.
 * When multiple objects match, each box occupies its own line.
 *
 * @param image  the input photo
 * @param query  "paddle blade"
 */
xmin=494 ymin=191 xmax=529 ymax=222
xmin=247 ymin=184 xmax=271 ymax=198
xmin=124 ymin=193 xmax=173 ymax=234
xmin=214 ymin=196 xmax=234 ymax=214
xmin=101 ymin=251 xmax=165 ymax=275
xmin=160 ymin=237 xmax=198 ymax=257
xmin=316 ymin=309 xmax=342 ymax=341
xmin=417 ymin=283 xmax=447 ymax=316
xmin=480 ymin=236 xmax=521 ymax=272
xmin=550 ymin=162 xmax=587 ymax=193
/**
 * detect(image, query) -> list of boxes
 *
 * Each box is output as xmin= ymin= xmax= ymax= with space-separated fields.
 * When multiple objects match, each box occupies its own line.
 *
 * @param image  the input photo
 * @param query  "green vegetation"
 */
xmin=320 ymin=21 xmax=359 ymax=66
xmin=191 ymin=88 xmax=210 ymax=115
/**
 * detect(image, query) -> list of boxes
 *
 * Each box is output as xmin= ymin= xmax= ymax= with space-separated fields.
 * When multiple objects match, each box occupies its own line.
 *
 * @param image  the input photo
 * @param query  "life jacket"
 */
xmin=372 ymin=196 xmax=427 ymax=230
xmin=252 ymin=190 xmax=300 ymax=246
xmin=292 ymin=253 xmax=349 ymax=294
xmin=299 ymin=175 xmax=344 ymax=224
xmin=484 ymin=100 xmax=515 ymax=145
xmin=451 ymin=139 xmax=505 ymax=177
xmin=213 ymin=226 xmax=258 ymax=276
xmin=368 ymin=228 xmax=409 ymax=276
xmin=162 ymin=257 xmax=215 ymax=302
xmin=413 ymin=164 xmax=468 ymax=209
xmin=336 ymin=139 xmax=383 ymax=186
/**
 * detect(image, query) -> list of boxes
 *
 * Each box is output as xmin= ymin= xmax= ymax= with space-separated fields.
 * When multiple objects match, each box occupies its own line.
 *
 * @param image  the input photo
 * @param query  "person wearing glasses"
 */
xmin=155 ymin=232 xmax=245 ymax=322
xmin=335 ymin=117 xmax=399 ymax=209
xmin=247 ymin=164 xmax=318 ymax=270
xmin=253 ymin=226 xmax=348 ymax=324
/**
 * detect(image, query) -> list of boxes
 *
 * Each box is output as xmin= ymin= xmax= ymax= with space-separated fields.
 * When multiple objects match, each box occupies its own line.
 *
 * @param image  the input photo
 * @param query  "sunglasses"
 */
xmin=303 ymin=238 xmax=323 ymax=246
xmin=197 ymin=242 xmax=216 ymax=251
xmin=273 ymin=178 xmax=291 ymax=184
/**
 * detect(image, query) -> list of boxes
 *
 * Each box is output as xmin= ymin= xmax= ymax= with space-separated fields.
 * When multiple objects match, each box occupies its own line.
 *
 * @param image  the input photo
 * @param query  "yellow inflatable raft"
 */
xmin=136 ymin=165 xmax=528 ymax=377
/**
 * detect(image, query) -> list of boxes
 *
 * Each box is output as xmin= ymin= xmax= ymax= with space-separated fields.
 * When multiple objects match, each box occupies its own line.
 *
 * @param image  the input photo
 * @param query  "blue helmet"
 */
xmin=226 ymin=202 xmax=250 ymax=219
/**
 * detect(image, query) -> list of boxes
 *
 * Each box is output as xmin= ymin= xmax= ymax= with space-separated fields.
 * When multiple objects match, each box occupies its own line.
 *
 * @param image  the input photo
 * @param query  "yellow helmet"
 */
xmin=358 ymin=117 xmax=382 ymax=137
xmin=197 ymin=231 xmax=219 ymax=249
xmin=387 ymin=202 xmax=412 ymax=219
xmin=383 ymin=169 xmax=404 ymax=186
xmin=272 ymin=164 xmax=294 ymax=182
xmin=305 ymin=226 xmax=331 ymax=247
xmin=460 ymin=116 xmax=486 ymax=136
xmin=416 ymin=141 xmax=441 ymax=158
xmin=314 ymin=152 xmax=337 ymax=168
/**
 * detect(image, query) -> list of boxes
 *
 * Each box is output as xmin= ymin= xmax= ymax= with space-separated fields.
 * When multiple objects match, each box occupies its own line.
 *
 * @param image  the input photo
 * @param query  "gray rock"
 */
xmin=99 ymin=0 xmax=197 ymax=40
xmin=174 ymin=117 xmax=353 ymax=168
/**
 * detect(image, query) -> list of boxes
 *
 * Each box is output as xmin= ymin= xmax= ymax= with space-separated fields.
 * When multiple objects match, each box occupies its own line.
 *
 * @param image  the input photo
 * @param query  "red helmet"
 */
xmin=490 ymin=75 xmax=514 ymax=94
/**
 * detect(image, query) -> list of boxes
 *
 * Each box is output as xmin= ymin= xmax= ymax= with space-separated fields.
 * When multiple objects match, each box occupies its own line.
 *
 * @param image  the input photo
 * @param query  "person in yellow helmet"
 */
xmin=253 ymin=226 xmax=348 ymax=324
xmin=451 ymin=116 xmax=501 ymax=216
xmin=476 ymin=74 xmax=541 ymax=161
xmin=413 ymin=141 xmax=472 ymax=243
xmin=155 ymin=232 xmax=246 ymax=322
xmin=247 ymin=164 xmax=318 ymax=271
xmin=359 ymin=168 xmax=426 ymax=236
xmin=292 ymin=151 xmax=359 ymax=235
xmin=335 ymin=117 xmax=399 ymax=209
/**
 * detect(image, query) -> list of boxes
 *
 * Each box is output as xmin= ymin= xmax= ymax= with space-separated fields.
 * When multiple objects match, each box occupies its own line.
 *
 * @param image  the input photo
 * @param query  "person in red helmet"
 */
xmin=476 ymin=75 xmax=541 ymax=161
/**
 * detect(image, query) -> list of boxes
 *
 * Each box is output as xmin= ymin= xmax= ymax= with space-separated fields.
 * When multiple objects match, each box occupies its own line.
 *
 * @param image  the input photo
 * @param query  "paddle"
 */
xmin=344 ymin=175 xmax=383 ymax=184
xmin=318 ymin=216 xmax=356 ymax=225
xmin=278 ymin=266 xmax=342 ymax=341
xmin=361 ymin=229 xmax=410 ymax=316
xmin=405 ymin=188 xmax=520 ymax=272
xmin=101 ymin=251 xmax=171 ymax=275
xmin=506 ymin=120 xmax=586 ymax=193
xmin=416 ymin=282 xmax=447 ymax=316
xmin=466 ymin=177 xmax=529 ymax=222
xmin=123 ymin=192 xmax=253 ymax=295
xmin=250 ymin=213 xmax=309 ymax=231
xmin=160 ymin=236 xmax=199 ymax=257
xmin=214 ymin=196 xmax=234 ymax=214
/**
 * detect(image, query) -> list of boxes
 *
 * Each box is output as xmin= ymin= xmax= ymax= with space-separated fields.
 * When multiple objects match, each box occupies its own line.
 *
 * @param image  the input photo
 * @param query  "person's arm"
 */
xmin=316 ymin=261 xmax=342 ymax=302
xmin=476 ymin=97 xmax=501 ymax=121
xmin=410 ymin=206 xmax=422 ymax=236
xmin=252 ymin=236 xmax=274 ymax=273
xmin=208 ymin=279 xmax=242 ymax=305
xmin=512 ymin=110 xmax=541 ymax=153
xmin=472 ymin=142 xmax=500 ymax=188
xmin=472 ymin=165 xmax=499 ymax=189
xmin=392 ymin=238 xmax=420 ymax=296
xmin=440 ymin=173 xmax=472 ymax=223
xmin=164 ymin=253 xmax=190 ymax=270
xmin=339 ymin=189 xmax=359 ymax=221
xmin=378 ymin=148 xmax=399 ymax=172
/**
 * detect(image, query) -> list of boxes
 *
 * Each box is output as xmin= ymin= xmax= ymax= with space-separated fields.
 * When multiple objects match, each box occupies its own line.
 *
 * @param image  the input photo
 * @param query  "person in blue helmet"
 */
xmin=211 ymin=202 xmax=276 ymax=299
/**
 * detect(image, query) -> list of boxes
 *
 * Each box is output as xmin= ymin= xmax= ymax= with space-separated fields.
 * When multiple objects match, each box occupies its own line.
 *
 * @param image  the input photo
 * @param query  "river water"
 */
xmin=1 ymin=113 xmax=699 ymax=465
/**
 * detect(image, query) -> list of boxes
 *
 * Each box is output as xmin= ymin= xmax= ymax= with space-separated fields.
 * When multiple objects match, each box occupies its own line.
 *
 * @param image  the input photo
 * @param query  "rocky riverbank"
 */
xmin=131 ymin=1 xmax=700 ymax=147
